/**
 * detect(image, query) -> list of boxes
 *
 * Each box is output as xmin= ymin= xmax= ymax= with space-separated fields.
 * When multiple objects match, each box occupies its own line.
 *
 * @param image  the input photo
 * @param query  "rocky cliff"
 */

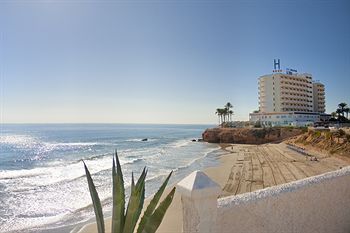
xmin=202 ymin=127 xmax=306 ymax=144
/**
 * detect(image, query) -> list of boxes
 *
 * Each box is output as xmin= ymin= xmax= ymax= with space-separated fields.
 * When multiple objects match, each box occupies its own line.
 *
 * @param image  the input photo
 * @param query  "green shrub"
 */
xmin=325 ymin=131 xmax=332 ymax=140
xmin=313 ymin=131 xmax=321 ymax=138
xmin=83 ymin=151 xmax=175 ymax=233
xmin=254 ymin=121 xmax=262 ymax=128
xmin=253 ymin=128 xmax=266 ymax=139
xmin=300 ymin=127 xmax=308 ymax=133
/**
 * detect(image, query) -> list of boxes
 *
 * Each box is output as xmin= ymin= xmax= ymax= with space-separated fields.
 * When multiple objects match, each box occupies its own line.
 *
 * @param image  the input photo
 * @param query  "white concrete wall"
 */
xmin=216 ymin=166 xmax=350 ymax=233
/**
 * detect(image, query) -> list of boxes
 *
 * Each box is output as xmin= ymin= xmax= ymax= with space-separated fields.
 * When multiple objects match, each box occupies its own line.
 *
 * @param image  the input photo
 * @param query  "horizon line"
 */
xmin=0 ymin=122 xmax=218 ymax=125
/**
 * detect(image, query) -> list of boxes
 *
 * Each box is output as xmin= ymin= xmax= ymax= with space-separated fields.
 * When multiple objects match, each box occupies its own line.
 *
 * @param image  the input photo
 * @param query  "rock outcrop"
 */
xmin=202 ymin=127 xmax=306 ymax=144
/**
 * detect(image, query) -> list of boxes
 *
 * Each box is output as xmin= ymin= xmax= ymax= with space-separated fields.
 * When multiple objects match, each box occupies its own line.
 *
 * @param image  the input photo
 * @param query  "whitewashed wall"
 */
xmin=178 ymin=166 xmax=350 ymax=233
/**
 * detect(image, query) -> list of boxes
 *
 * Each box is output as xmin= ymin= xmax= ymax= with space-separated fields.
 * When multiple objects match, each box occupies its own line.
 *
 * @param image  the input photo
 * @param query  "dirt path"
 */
xmin=221 ymin=142 xmax=350 ymax=197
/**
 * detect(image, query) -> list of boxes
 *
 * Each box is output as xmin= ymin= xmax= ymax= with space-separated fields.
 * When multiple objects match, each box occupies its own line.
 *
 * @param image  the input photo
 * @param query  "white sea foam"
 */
xmin=167 ymin=138 xmax=192 ymax=148
xmin=0 ymin=135 xmax=38 ymax=149
xmin=0 ymin=154 xmax=137 ymax=188
xmin=0 ymin=134 xmax=111 ymax=156
xmin=0 ymin=126 xmax=219 ymax=233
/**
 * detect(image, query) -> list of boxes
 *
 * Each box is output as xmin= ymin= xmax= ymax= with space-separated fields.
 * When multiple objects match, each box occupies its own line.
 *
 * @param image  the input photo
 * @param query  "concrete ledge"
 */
xmin=217 ymin=166 xmax=350 ymax=233
xmin=218 ymin=165 xmax=350 ymax=207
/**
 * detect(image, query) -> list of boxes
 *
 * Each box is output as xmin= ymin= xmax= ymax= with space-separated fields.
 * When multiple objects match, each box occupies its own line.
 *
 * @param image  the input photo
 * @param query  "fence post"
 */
xmin=176 ymin=171 xmax=221 ymax=233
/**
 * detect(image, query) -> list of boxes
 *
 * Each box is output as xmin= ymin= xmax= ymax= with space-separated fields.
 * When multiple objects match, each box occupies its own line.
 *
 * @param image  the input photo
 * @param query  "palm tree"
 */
xmin=336 ymin=109 xmax=342 ymax=119
xmin=229 ymin=110 xmax=234 ymax=122
xmin=222 ymin=108 xmax=228 ymax=123
xmin=338 ymin=102 xmax=348 ymax=117
xmin=215 ymin=102 xmax=234 ymax=127
xmin=344 ymin=107 xmax=350 ymax=119
xmin=225 ymin=102 xmax=233 ymax=111
xmin=225 ymin=102 xmax=233 ymax=122
xmin=215 ymin=108 xmax=222 ymax=125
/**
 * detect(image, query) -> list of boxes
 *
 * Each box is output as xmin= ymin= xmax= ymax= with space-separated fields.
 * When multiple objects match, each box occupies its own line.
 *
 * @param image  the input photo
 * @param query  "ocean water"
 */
xmin=0 ymin=124 xmax=221 ymax=233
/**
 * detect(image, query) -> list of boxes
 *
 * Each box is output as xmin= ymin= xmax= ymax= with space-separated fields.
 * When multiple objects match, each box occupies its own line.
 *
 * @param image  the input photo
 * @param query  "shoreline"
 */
xmin=74 ymin=144 xmax=232 ymax=233
xmin=75 ymin=142 xmax=350 ymax=233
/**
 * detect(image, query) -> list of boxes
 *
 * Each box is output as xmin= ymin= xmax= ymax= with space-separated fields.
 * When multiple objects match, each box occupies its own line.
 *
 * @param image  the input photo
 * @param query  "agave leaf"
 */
xmin=141 ymin=187 xmax=176 ymax=233
xmin=83 ymin=161 xmax=105 ymax=233
xmin=131 ymin=172 xmax=135 ymax=193
xmin=123 ymin=168 xmax=147 ymax=233
xmin=135 ymin=167 xmax=147 ymax=189
xmin=137 ymin=171 xmax=173 ymax=233
xmin=111 ymin=151 xmax=125 ymax=233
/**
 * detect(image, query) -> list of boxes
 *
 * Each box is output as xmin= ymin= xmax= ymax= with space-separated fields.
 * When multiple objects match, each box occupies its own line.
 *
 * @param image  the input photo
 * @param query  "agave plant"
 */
xmin=83 ymin=151 xmax=176 ymax=233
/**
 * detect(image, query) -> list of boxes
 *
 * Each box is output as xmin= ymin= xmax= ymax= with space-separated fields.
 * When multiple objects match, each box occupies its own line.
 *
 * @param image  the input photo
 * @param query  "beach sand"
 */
xmin=77 ymin=142 xmax=350 ymax=233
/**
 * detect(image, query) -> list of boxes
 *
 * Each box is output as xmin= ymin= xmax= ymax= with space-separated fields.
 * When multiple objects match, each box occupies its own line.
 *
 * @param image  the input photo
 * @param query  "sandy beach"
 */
xmin=77 ymin=142 xmax=350 ymax=233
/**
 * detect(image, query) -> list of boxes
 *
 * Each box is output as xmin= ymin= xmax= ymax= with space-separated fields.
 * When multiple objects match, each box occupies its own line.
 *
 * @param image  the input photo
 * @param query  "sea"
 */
xmin=0 ymin=124 xmax=222 ymax=233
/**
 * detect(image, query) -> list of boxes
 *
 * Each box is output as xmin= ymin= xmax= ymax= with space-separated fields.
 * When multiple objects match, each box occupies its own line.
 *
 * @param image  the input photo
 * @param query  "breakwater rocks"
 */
xmin=202 ymin=127 xmax=306 ymax=144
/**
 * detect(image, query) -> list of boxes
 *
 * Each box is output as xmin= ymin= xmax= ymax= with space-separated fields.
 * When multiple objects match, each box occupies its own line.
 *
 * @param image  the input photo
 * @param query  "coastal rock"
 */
xmin=202 ymin=127 xmax=306 ymax=144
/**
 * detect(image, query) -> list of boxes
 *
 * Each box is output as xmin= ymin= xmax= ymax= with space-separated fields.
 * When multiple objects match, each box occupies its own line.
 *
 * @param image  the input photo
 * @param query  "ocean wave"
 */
xmin=166 ymin=139 xmax=192 ymax=148
xmin=0 ymin=154 xmax=142 ymax=188
xmin=173 ymin=147 xmax=220 ymax=173
xmin=0 ymin=131 xmax=220 ymax=233
xmin=0 ymin=135 xmax=38 ymax=149
xmin=0 ymin=134 xmax=112 ymax=156
xmin=0 ymin=211 xmax=68 ymax=233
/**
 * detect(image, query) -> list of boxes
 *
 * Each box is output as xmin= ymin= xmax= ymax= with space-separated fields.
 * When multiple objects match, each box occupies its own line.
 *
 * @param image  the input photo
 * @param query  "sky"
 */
xmin=1 ymin=0 xmax=349 ymax=124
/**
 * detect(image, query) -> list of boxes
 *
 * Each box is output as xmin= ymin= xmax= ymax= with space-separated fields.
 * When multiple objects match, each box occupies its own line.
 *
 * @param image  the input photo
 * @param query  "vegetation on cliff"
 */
xmin=288 ymin=129 xmax=350 ymax=158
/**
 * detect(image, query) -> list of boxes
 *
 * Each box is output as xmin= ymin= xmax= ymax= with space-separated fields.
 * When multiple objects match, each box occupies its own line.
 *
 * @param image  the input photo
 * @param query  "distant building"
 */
xmin=258 ymin=73 xmax=314 ymax=113
xmin=250 ymin=60 xmax=329 ymax=126
xmin=312 ymin=81 xmax=326 ymax=113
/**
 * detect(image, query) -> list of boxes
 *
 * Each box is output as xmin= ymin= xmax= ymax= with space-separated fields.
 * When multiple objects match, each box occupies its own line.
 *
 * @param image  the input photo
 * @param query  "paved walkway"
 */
xmin=221 ymin=143 xmax=350 ymax=197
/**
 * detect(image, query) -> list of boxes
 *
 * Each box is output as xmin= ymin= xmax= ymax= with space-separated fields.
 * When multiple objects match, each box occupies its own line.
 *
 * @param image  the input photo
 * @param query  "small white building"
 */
xmin=249 ymin=111 xmax=321 ymax=127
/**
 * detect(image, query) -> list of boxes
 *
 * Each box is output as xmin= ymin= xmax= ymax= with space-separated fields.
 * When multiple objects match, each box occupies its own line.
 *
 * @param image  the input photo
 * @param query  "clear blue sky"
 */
xmin=1 ymin=0 xmax=349 ymax=124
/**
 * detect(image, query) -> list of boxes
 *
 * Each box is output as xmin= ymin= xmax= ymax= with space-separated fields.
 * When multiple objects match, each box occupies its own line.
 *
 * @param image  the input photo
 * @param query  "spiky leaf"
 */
xmin=131 ymin=172 xmax=135 ymax=193
xmin=142 ymin=187 xmax=176 ymax=233
xmin=123 ymin=168 xmax=147 ymax=233
xmin=111 ymin=151 xmax=125 ymax=233
xmin=137 ymin=171 xmax=173 ymax=233
xmin=83 ymin=161 xmax=105 ymax=233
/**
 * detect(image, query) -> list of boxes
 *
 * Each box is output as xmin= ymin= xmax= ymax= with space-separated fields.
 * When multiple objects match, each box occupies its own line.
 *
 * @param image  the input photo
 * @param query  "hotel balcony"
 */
xmin=280 ymin=86 xmax=312 ymax=94
xmin=280 ymin=81 xmax=312 ymax=89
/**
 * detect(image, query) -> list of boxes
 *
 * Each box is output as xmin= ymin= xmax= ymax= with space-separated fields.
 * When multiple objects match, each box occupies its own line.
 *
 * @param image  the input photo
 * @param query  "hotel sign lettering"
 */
xmin=273 ymin=59 xmax=282 ymax=73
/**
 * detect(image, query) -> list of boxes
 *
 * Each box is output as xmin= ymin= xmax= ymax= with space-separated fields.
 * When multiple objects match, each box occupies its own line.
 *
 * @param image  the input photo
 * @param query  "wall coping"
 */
xmin=218 ymin=165 xmax=350 ymax=208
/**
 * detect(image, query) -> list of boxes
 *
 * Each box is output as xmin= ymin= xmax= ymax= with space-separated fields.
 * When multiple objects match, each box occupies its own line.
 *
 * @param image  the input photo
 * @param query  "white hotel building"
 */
xmin=249 ymin=65 xmax=329 ymax=126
